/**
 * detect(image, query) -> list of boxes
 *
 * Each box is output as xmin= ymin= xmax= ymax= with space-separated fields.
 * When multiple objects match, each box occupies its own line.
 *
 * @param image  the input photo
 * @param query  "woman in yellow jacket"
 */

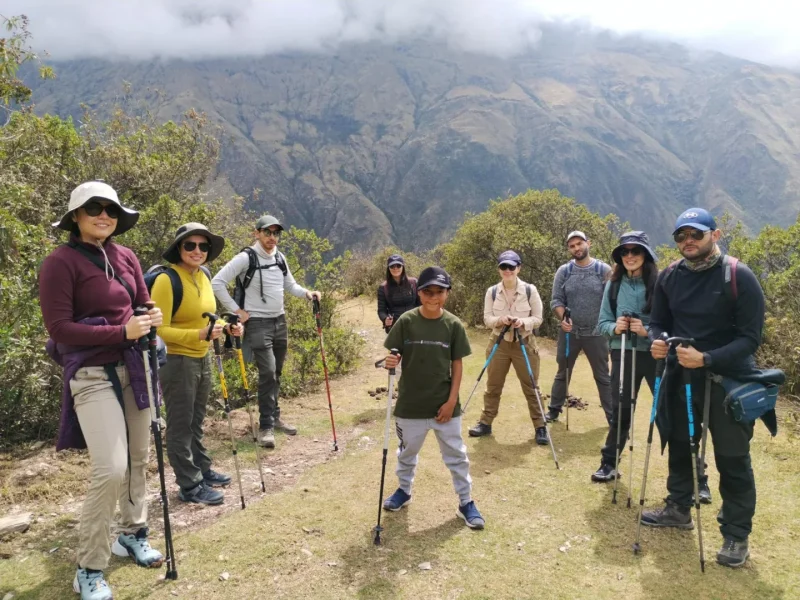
xmin=150 ymin=223 xmax=242 ymax=505
xmin=468 ymin=251 xmax=548 ymax=445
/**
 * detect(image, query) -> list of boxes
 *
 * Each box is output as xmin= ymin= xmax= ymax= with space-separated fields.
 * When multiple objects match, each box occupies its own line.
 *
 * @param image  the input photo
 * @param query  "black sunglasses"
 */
xmin=673 ymin=229 xmax=708 ymax=244
xmin=499 ymin=264 xmax=517 ymax=271
xmin=620 ymin=247 xmax=643 ymax=257
xmin=83 ymin=201 xmax=120 ymax=219
xmin=260 ymin=228 xmax=281 ymax=237
xmin=182 ymin=241 xmax=210 ymax=253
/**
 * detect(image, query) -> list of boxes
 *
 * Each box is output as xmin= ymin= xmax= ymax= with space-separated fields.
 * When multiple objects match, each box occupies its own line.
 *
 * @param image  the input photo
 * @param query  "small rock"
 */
xmin=3 ymin=592 xmax=15 ymax=600
xmin=187 ymin=585 xmax=194 ymax=591
xmin=312 ymin=439 xmax=319 ymax=443
xmin=31 ymin=441 xmax=46 ymax=450
xmin=617 ymin=573 xmax=624 ymax=581
xmin=175 ymin=521 xmax=188 ymax=528
xmin=484 ymin=470 xmax=491 ymax=474
xmin=170 ymin=592 xmax=178 ymax=597
xmin=418 ymin=562 xmax=432 ymax=570
xmin=301 ymin=548 xmax=313 ymax=557
xmin=219 ymin=571 xmax=230 ymax=581
xmin=327 ymin=561 xmax=338 ymax=567
xmin=360 ymin=436 xmax=371 ymax=443
xmin=398 ymin=569 xmax=408 ymax=576
xmin=517 ymin=542 xmax=525 ymax=548
xmin=264 ymin=468 xmax=275 ymax=474
xmin=302 ymin=526 xmax=313 ymax=533
xmin=218 ymin=554 xmax=227 ymax=561
xmin=49 ymin=547 xmax=59 ymax=553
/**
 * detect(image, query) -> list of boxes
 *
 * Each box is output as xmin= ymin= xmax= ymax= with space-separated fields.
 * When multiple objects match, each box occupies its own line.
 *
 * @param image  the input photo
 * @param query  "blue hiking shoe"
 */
xmin=382 ymin=488 xmax=412 ymax=511
xmin=112 ymin=527 xmax=164 ymax=568
xmin=458 ymin=500 xmax=485 ymax=529
xmin=73 ymin=568 xmax=113 ymax=600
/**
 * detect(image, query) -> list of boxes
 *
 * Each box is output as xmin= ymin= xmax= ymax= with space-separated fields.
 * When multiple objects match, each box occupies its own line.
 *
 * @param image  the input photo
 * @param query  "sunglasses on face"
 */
xmin=620 ymin=247 xmax=643 ymax=257
xmin=83 ymin=201 xmax=120 ymax=219
xmin=499 ymin=264 xmax=517 ymax=271
xmin=389 ymin=264 xmax=404 ymax=269
xmin=260 ymin=228 xmax=281 ymax=238
xmin=182 ymin=241 xmax=210 ymax=253
xmin=673 ymin=229 xmax=708 ymax=244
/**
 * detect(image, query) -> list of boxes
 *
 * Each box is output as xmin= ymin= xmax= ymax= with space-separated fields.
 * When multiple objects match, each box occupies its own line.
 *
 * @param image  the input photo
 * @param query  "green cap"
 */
xmin=255 ymin=215 xmax=283 ymax=231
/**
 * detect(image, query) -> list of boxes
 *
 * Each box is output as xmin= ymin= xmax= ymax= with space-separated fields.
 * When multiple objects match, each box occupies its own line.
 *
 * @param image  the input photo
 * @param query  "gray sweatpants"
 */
xmin=548 ymin=331 xmax=613 ymax=424
xmin=395 ymin=416 xmax=472 ymax=505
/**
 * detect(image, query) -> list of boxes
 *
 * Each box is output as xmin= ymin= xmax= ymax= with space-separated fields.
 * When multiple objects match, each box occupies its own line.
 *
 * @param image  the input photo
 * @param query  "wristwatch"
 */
xmin=702 ymin=352 xmax=712 ymax=367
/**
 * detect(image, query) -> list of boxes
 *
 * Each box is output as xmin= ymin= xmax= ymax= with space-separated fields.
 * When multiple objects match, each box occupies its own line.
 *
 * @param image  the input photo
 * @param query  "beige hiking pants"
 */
xmin=70 ymin=365 xmax=151 ymax=570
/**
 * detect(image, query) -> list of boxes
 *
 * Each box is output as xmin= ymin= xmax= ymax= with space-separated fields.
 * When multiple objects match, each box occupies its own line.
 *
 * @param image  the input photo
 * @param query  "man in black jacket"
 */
xmin=644 ymin=208 xmax=765 ymax=568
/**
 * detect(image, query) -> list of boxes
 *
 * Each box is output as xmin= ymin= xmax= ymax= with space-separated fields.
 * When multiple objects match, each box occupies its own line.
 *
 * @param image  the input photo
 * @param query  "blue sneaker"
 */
xmin=73 ymin=568 xmax=112 ymax=600
xmin=111 ymin=527 xmax=164 ymax=568
xmin=382 ymin=488 xmax=412 ymax=511
xmin=458 ymin=500 xmax=485 ymax=529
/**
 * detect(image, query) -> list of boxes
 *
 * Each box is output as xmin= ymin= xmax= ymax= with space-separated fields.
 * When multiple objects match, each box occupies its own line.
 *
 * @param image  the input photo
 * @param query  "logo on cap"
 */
xmin=682 ymin=211 xmax=699 ymax=219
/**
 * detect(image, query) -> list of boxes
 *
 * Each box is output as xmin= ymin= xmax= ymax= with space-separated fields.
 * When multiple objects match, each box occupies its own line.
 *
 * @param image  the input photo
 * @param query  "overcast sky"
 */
xmin=6 ymin=0 xmax=799 ymax=68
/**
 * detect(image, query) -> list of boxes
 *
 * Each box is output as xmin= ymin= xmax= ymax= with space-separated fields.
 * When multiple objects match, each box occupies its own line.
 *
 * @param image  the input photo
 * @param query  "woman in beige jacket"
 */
xmin=468 ymin=250 xmax=549 ymax=445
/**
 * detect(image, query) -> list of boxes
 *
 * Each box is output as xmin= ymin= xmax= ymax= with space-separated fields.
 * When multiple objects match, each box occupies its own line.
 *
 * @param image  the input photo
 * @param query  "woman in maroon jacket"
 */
xmin=40 ymin=182 xmax=164 ymax=600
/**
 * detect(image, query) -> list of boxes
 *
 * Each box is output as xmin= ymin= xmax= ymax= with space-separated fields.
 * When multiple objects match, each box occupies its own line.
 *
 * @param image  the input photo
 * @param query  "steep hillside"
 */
xmin=27 ymin=28 xmax=800 ymax=250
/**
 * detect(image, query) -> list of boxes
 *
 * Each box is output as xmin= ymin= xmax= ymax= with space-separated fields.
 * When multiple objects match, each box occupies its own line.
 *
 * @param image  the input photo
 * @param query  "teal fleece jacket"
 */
xmin=597 ymin=275 xmax=652 ymax=351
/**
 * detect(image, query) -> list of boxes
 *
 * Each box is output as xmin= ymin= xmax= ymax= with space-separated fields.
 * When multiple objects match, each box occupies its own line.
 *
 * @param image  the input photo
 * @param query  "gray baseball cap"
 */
xmin=566 ymin=230 xmax=587 ymax=244
xmin=255 ymin=215 xmax=284 ymax=231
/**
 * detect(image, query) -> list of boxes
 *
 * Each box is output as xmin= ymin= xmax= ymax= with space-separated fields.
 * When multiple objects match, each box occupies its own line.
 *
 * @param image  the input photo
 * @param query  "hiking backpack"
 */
xmin=233 ymin=247 xmax=288 ymax=308
xmin=491 ymin=283 xmax=533 ymax=304
xmin=144 ymin=265 xmax=212 ymax=317
xmin=660 ymin=255 xmax=739 ymax=301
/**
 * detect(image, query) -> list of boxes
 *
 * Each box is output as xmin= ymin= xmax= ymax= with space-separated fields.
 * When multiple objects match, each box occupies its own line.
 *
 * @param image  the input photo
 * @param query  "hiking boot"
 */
xmin=202 ymin=469 xmax=231 ymax=487
xmin=591 ymin=462 xmax=619 ymax=482
xmin=382 ymin=488 xmax=412 ymax=511
xmin=274 ymin=418 xmax=297 ymax=436
xmin=468 ymin=422 xmax=492 ymax=437
xmin=545 ymin=408 xmax=560 ymax=423
xmin=258 ymin=427 xmax=276 ymax=448
xmin=534 ymin=427 xmax=549 ymax=446
xmin=457 ymin=500 xmax=485 ymax=530
xmin=716 ymin=536 xmax=750 ymax=568
xmin=694 ymin=478 xmax=712 ymax=505
xmin=640 ymin=498 xmax=694 ymax=529
xmin=73 ymin=568 xmax=113 ymax=600
xmin=178 ymin=481 xmax=224 ymax=505
xmin=112 ymin=527 xmax=163 ymax=568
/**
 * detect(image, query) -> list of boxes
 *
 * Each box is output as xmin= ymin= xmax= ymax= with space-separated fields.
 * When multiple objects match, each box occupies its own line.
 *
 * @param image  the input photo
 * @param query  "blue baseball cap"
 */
xmin=672 ymin=208 xmax=717 ymax=235
xmin=497 ymin=250 xmax=522 ymax=267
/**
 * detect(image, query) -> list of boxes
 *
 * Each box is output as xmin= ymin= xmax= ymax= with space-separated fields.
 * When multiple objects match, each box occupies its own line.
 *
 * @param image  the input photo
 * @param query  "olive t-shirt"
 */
xmin=383 ymin=307 xmax=472 ymax=418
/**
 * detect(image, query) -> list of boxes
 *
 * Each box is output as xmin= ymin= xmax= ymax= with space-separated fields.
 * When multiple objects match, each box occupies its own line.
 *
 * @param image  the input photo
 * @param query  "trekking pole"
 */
xmin=626 ymin=314 xmax=639 ymax=509
xmin=224 ymin=313 xmax=267 ymax=494
xmin=516 ymin=328 xmax=559 ymax=470
xmin=671 ymin=336 xmax=705 ymax=573
xmin=133 ymin=307 xmax=177 ymax=580
xmin=633 ymin=332 xmax=670 ymax=555
xmin=461 ymin=323 xmax=512 ymax=413
xmin=612 ymin=312 xmax=631 ymax=504
xmin=203 ymin=312 xmax=246 ymax=510
xmin=564 ymin=308 xmax=571 ymax=431
xmin=372 ymin=349 xmax=399 ymax=545
xmin=312 ymin=297 xmax=339 ymax=452
xmin=698 ymin=372 xmax=713 ymax=502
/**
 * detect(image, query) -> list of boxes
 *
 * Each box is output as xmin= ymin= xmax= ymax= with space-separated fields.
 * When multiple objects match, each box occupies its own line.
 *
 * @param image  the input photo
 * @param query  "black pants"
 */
xmin=600 ymin=349 xmax=657 ymax=466
xmin=665 ymin=371 xmax=755 ymax=541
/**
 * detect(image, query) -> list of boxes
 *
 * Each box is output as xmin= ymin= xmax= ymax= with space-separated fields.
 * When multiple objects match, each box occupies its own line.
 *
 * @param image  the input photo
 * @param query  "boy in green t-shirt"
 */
xmin=381 ymin=266 xmax=484 ymax=529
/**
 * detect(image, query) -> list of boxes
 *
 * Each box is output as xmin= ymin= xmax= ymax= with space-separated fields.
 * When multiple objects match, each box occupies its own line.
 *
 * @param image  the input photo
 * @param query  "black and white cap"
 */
xmin=417 ymin=266 xmax=452 ymax=290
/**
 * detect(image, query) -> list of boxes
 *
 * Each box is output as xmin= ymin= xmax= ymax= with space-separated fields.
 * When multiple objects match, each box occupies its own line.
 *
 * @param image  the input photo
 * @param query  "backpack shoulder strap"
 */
xmin=723 ymin=255 xmax=739 ymax=301
xmin=240 ymin=247 xmax=259 ymax=289
xmin=66 ymin=240 xmax=135 ymax=304
xmin=164 ymin=268 xmax=184 ymax=317
xmin=609 ymin=278 xmax=622 ymax=315
xmin=275 ymin=251 xmax=288 ymax=276
xmin=200 ymin=265 xmax=212 ymax=282
xmin=526 ymin=284 xmax=532 ymax=302
xmin=491 ymin=283 xmax=500 ymax=302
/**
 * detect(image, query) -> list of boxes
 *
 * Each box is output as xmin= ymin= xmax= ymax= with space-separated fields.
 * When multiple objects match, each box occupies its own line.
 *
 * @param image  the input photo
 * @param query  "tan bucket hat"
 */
xmin=162 ymin=222 xmax=225 ymax=264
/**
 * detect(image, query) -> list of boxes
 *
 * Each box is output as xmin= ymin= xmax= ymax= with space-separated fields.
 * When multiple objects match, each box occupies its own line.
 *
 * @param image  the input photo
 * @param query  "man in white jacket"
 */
xmin=212 ymin=215 xmax=320 ymax=448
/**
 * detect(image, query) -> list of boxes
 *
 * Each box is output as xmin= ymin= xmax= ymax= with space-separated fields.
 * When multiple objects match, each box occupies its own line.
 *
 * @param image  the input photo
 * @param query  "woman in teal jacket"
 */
xmin=592 ymin=231 xmax=659 ymax=482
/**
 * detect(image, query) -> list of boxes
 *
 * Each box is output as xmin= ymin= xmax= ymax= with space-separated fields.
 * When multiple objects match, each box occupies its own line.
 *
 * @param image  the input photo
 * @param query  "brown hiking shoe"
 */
xmin=640 ymin=498 xmax=694 ymax=529
xmin=274 ymin=418 xmax=297 ymax=436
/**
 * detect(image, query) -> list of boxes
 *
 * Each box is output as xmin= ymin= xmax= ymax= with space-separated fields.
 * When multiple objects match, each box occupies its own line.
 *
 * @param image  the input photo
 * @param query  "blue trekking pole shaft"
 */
xmin=633 ymin=333 xmax=669 ymax=554
xmin=517 ymin=329 xmax=559 ymax=470
xmin=461 ymin=323 xmax=511 ymax=413
xmin=675 ymin=337 xmax=705 ymax=573
xmin=564 ymin=307 xmax=571 ymax=431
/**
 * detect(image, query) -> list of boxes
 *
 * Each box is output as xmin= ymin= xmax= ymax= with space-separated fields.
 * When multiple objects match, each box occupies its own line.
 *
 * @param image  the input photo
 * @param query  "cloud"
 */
xmin=5 ymin=0 xmax=800 ymax=68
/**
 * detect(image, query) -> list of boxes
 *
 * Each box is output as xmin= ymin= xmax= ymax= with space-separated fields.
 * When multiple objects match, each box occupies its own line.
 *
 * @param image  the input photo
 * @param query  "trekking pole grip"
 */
xmin=133 ymin=306 xmax=150 ymax=350
xmin=202 ymin=312 xmax=219 ymax=342
xmin=223 ymin=312 xmax=243 ymax=350
xmin=388 ymin=349 xmax=399 ymax=376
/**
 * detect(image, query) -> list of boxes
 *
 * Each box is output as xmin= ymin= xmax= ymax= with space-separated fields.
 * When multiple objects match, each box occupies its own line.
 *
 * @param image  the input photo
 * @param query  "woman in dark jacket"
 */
xmin=39 ymin=182 xmax=164 ymax=600
xmin=377 ymin=254 xmax=420 ymax=332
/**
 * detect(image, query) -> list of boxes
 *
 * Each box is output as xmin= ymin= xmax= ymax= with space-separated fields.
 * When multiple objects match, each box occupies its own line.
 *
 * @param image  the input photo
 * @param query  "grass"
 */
xmin=2 ymin=299 xmax=800 ymax=599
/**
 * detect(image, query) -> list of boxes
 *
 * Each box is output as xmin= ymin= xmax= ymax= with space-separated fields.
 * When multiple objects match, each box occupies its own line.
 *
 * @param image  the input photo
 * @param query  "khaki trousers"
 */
xmin=480 ymin=335 xmax=544 ymax=428
xmin=70 ymin=365 xmax=151 ymax=570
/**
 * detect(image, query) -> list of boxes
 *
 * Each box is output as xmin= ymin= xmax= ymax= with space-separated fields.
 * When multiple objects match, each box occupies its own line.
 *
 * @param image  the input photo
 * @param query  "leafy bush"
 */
xmin=438 ymin=189 xmax=624 ymax=337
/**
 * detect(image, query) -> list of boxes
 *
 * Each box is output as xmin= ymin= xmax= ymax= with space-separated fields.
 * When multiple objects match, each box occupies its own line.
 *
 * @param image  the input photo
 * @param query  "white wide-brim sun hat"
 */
xmin=52 ymin=181 xmax=139 ymax=236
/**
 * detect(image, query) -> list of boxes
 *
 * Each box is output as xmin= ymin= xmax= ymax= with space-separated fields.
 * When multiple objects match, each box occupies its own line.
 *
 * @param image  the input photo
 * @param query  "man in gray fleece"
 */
xmin=212 ymin=215 xmax=320 ymax=448
xmin=547 ymin=231 xmax=613 ymax=424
